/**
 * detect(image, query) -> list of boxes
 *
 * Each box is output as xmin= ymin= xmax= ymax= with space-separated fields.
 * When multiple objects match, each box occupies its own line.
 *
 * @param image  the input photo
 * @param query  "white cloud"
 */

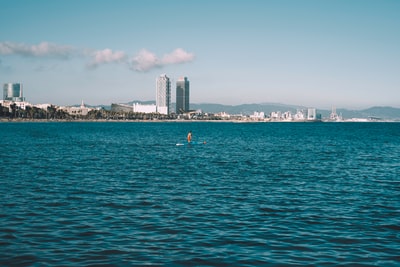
xmin=131 ymin=49 xmax=159 ymax=72
xmin=131 ymin=48 xmax=194 ymax=72
xmin=0 ymin=41 xmax=75 ymax=58
xmin=161 ymin=48 xmax=195 ymax=65
xmin=88 ymin=48 xmax=127 ymax=68
xmin=0 ymin=41 xmax=195 ymax=71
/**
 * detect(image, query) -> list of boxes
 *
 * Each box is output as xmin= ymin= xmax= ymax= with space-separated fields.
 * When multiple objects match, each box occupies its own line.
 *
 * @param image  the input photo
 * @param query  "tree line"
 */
xmin=0 ymin=103 xmax=221 ymax=121
xmin=1 ymin=104 xmax=71 ymax=120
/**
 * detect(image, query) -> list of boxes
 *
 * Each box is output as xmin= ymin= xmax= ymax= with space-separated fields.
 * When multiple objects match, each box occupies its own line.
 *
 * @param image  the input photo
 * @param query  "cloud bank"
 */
xmin=0 ymin=41 xmax=194 ymax=72
xmin=0 ymin=41 xmax=75 ymax=58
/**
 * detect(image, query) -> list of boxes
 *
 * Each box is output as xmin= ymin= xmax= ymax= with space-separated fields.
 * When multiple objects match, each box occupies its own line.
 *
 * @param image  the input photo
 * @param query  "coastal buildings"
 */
xmin=267 ymin=109 xmax=322 ymax=122
xmin=111 ymin=74 xmax=189 ymax=116
xmin=5 ymin=79 xmax=390 ymax=122
xmin=176 ymin=77 xmax=190 ymax=114
xmin=156 ymin=74 xmax=171 ymax=115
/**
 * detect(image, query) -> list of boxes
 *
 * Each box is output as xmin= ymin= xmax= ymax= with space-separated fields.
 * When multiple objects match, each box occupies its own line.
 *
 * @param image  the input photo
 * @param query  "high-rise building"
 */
xmin=3 ymin=83 xmax=25 ymax=102
xmin=176 ymin=76 xmax=190 ymax=114
xmin=156 ymin=74 xmax=171 ymax=115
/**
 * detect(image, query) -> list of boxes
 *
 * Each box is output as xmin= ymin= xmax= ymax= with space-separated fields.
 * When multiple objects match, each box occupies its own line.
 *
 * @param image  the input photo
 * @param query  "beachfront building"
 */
xmin=282 ymin=111 xmax=293 ymax=121
xmin=3 ymin=83 xmax=25 ymax=102
xmin=176 ymin=76 xmax=190 ymax=114
xmin=1 ymin=83 xmax=32 ymax=111
xmin=61 ymin=100 xmax=92 ymax=116
xmin=269 ymin=110 xmax=307 ymax=121
xmin=307 ymin=108 xmax=316 ymax=121
xmin=133 ymin=102 xmax=156 ymax=113
xmin=156 ymin=74 xmax=171 ymax=115
xmin=0 ymin=99 xmax=30 ymax=110
xmin=270 ymin=111 xmax=282 ymax=121
xmin=250 ymin=111 xmax=265 ymax=120
xmin=111 ymin=103 xmax=133 ymax=113
xmin=111 ymin=102 xmax=157 ymax=114
xmin=293 ymin=110 xmax=306 ymax=121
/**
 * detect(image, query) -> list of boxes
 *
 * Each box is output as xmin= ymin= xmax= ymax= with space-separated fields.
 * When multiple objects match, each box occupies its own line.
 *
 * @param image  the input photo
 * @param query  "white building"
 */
xmin=61 ymin=101 xmax=92 ymax=116
xmin=0 ymin=100 xmax=31 ymax=110
xmin=293 ymin=110 xmax=306 ymax=121
xmin=216 ymin=112 xmax=231 ymax=119
xmin=133 ymin=102 xmax=157 ymax=113
xmin=307 ymin=108 xmax=317 ymax=121
xmin=156 ymin=74 xmax=171 ymax=115
xmin=270 ymin=111 xmax=281 ymax=120
xmin=34 ymin=103 xmax=53 ymax=110
xmin=282 ymin=111 xmax=293 ymax=121
xmin=250 ymin=111 xmax=265 ymax=120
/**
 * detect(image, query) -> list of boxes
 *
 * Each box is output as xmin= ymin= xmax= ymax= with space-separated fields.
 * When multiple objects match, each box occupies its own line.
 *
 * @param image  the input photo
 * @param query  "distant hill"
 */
xmin=191 ymin=103 xmax=400 ymax=120
xmin=323 ymin=106 xmax=400 ymax=120
xmin=84 ymin=101 xmax=400 ymax=120
xmin=190 ymin=103 xmax=302 ymax=115
xmin=360 ymin=106 xmax=400 ymax=120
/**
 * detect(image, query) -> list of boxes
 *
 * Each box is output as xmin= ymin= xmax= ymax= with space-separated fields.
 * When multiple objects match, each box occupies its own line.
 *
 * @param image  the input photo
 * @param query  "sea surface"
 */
xmin=0 ymin=121 xmax=399 ymax=266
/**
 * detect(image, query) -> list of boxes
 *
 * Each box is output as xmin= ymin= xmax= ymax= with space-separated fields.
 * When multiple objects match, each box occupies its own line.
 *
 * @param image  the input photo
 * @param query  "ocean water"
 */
xmin=0 ymin=121 xmax=399 ymax=266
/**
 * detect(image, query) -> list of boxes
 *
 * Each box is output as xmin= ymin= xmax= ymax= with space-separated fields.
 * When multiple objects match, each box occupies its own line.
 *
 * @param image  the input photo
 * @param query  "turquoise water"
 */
xmin=1 ymin=122 xmax=399 ymax=266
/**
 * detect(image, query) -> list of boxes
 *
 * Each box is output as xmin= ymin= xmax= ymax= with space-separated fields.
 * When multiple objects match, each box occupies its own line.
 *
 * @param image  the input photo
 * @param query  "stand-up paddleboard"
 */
xmin=176 ymin=141 xmax=206 ymax=146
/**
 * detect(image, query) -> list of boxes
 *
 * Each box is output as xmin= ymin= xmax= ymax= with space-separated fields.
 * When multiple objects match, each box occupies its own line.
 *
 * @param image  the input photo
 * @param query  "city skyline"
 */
xmin=1 ymin=0 xmax=399 ymax=109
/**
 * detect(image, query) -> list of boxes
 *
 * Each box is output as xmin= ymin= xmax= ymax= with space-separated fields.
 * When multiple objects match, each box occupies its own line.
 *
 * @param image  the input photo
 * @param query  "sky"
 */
xmin=1 ymin=0 xmax=399 ymax=109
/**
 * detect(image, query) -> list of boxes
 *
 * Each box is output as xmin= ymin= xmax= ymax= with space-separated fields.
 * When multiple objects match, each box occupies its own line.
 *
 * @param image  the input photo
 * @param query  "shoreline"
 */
xmin=1 ymin=118 xmax=398 ymax=123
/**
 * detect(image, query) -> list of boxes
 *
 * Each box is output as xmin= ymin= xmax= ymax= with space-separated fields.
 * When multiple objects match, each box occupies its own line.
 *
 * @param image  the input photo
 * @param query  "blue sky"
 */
xmin=1 ymin=0 xmax=399 ymax=108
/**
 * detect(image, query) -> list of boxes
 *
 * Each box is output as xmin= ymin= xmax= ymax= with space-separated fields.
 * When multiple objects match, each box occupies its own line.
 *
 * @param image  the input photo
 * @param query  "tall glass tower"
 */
xmin=176 ymin=77 xmax=190 ymax=114
xmin=3 ymin=83 xmax=25 ymax=102
xmin=156 ymin=74 xmax=171 ymax=115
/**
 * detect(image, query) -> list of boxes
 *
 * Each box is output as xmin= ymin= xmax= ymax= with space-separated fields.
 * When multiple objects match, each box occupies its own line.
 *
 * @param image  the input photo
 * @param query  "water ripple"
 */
xmin=0 ymin=122 xmax=399 ymax=266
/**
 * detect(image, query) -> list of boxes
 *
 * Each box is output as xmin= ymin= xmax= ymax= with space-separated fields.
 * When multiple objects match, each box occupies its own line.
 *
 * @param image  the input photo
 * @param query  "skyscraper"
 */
xmin=156 ymin=74 xmax=171 ymax=115
xmin=176 ymin=77 xmax=190 ymax=114
xmin=3 ymin=83 xmax=25 ymax=102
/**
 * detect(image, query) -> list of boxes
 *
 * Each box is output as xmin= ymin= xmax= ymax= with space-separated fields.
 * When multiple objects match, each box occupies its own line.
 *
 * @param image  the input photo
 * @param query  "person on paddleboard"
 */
xmin=187 ymin=131 xmax=192 ymax=143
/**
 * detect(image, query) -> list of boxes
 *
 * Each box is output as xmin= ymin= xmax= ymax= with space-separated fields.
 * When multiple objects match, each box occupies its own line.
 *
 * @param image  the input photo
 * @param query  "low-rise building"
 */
xmin=0 ymin=100 xmax=32 ymax=111
xmin=133 ymin=102 xmax=156 ymax=113
xmin=250 ymin=111 xmax=265 ymax=120
xmin=111 ymin=103 xmax=133 ymax=113
xmin=61 ymin=101 xmax=92 ymax=116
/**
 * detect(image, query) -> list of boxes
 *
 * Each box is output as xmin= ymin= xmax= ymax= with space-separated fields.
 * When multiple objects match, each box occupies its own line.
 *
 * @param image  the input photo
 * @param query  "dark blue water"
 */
xmin=1 ymin=122 xmax=399 ymax=266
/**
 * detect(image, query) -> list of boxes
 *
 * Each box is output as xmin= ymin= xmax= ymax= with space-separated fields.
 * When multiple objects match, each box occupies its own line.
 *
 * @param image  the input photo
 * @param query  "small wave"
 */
xmin=380 ymin=224 xmax=400 ymax=231
xmin=6 ymin=254 xmax=38 ymax=267
xmin=259 ymin=206 xmax=284 ymax=213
